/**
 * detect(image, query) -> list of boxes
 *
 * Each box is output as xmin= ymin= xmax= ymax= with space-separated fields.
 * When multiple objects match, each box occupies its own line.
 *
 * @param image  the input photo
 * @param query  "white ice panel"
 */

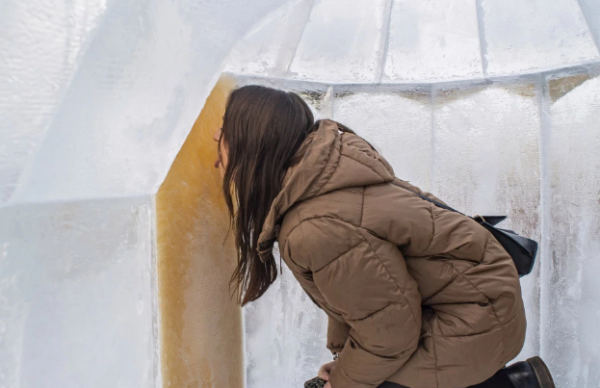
xmin=7 ymin=0 xmax=289 ymax=204
xmin=579 ymin=0 xmax=600 ymax=49
xmin=480 ymin=0 xmax=600 ymax=76
xmin=432 ymin=83 xmax=542 ymax=360
xmin=0 ymin=0 xmax=109 ymax=204
xmin=288 ymin=0 xmax=389 ymax=84
xmin=244 ymin=247 xmax=330 ymax=388
xmin=543 ymin=74 xmax=600 ymax=387
xmin=224 ymin=0 xmax=314 ymax=78
xmin=383 ymin=0 xmax=483 ymax=83
xmin=0 ymin=197 xmax=157 ymax=388
xmin=332 ymin=89 xmax=433 ymax=191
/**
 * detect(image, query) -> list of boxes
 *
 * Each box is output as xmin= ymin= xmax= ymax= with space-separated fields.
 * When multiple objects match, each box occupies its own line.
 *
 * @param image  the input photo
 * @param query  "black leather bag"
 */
xmin=413 ymin=192 xmax=538 ymax=277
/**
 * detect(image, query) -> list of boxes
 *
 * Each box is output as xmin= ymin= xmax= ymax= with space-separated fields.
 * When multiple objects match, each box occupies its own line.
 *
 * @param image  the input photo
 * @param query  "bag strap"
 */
xmin=392 ymin=181 xmax=507 ymax=225
xmin=391 ymin=180 xmax=469 ymax=217
xmin=414 ymin=192 xmax=469 ymax=217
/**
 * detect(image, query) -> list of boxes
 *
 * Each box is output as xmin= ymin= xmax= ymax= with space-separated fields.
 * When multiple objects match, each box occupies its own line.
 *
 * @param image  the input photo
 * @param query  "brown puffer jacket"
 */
xmin=256 ymin=119 xmax=526 ymax=388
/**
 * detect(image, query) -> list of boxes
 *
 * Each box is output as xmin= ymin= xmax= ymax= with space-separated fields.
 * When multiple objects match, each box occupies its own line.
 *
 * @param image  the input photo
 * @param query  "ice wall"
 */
xmin=0 ymin=197 xmax=157 ymax=387
xmin=0 ymin=0 xmax=290 ymax=387
xmin=0 ymin=0 xmax=110 ymax=203
xmin=542 ymin=71 xmax=600 ymax=386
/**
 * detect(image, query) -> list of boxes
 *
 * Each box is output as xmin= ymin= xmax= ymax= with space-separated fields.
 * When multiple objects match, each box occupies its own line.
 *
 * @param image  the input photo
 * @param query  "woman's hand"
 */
xmin=318 ymin=360 xmax=337 ymax=387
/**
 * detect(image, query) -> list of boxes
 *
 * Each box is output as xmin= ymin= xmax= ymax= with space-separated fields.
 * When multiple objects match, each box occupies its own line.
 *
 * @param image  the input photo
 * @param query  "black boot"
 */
xmin=504 ymin=356 xmax=556 ymax=388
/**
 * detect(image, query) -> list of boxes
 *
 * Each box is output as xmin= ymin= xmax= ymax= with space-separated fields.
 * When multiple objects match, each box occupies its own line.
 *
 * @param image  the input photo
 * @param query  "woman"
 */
xmin=212 ymin=85 xmax=555 ymax=388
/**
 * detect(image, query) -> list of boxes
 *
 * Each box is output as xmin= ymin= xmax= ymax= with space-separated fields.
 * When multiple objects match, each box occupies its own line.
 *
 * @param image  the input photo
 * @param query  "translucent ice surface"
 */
xmin=224 ymin=0 xmax=314 ymax=78
xmin=244 ymin=250 xmax=331 ymax=388
xmin=578 ymin=0 xmax=600 ymax=47
xmin=0 ymin=0 xmax=109 ymax=204
xmin=479 ymin=0 xmax=600 ymax=76
xmin=2 ymin=0 xmax=290 ymax=204
xmin=383 ymin=0 xmax=483 ymax=82
xmin=332 ymin=88 xmax=434 ymax=191
xmin=542 ymin=73 xmax=600 ymax=386
xmin=287 ymin=0 xmax=390 ymax=83
xmin=0 ymin=197 xmax=157 ymax=388
xmin=227 ymin=0 xmax=600 ymax=83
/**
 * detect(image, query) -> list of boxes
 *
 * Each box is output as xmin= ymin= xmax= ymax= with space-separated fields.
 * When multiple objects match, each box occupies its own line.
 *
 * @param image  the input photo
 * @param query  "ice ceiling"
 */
xmin=226 ymin=0 xmax=600 ymax=83
xmin=1 ymin=0 xmax=600 ymax=387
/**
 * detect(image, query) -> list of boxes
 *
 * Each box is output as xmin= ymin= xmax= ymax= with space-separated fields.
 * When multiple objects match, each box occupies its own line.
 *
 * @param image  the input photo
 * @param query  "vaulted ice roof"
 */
xmin=225 ymin=0 xmax=600 ymax=83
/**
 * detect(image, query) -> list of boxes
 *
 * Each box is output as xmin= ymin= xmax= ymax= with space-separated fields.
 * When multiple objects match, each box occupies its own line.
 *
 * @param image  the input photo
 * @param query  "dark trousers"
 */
xmin=376 ymin=367 xmax=515 ymax=388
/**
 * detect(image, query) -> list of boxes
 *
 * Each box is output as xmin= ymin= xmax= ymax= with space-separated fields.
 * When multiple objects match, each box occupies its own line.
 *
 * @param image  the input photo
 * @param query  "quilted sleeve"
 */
xmin=327 ymin=315 xmax=350 ymax=354
xmin=287 ymin=217 xmax=422 ymax=388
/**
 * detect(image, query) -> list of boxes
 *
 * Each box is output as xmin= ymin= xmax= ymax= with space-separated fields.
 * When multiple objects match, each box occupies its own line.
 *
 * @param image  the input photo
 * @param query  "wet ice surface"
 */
xmin=543 ymin=73 xmax=600 ymax=387
xmin=383 ymin=0 xmax=483 ymax=82
xmin=225 ymin=0 xmax=314 ymax=78
xmin=332 ymin=88 xmax=433 ymax=191
xmin=0 ymin=0 xmax=292 ymax=386
xmin=0 ymin=0 xmax=109 ymax=203
xmin=244 ymin=245 xmax=331 ymax=387
xmin=578 ymin=0 xmax=600 ymax=47
xmin=227 ymin=0 xmax=600 ymax=83
xmin=0 ymin=197 xmax=157 ymax=388
xmin=1 ymin=0 xmax=290 ymax=205
xmin=288 ymin=0 xmax=390 ymax=84
xmin=479 ymin=0 xmax=599 ymax=76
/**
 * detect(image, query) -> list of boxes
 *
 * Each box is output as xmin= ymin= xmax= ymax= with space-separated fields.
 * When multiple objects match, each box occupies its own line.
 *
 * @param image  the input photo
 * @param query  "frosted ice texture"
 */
xmin=0 ymin=0 xmax=109 ymax=204
xmin=0 ymin=1 xmax=291 ymax=387
xmin=2 ymin=0 xmax=290 ymax=204
xmin=479 ymin=0 xmax=600 ymax=76
xmin=543 ymin=74 xmax=600 ymax=386
xmin=288 ymin=0 xmax=390 ymax=83
xmin=224 ymin=0 xmax=314 ymax=77
xmin=332 ymin=89 xmax=433 ymax=191
xmin=244 ymin=248 xmax=331 ymax=388
xmin=227 ymin=0 xmax=600 ymax=83
xmin=578 ymin=0 xmax=600 ymax=48
xmin=0 ymin=197 xmax=157 ymax=388
xmin=383 ymin=0 xmax=483 ymax=82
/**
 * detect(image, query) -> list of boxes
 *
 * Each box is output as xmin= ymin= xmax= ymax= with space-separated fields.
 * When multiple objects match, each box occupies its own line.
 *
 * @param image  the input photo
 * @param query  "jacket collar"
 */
xmin=256 ymin=118 xmax=396 ymax=263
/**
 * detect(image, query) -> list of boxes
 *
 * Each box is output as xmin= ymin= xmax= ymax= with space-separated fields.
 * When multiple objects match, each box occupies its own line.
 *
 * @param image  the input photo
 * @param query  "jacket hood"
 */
xmin=257 ymin=118 xmax=396 ymax=263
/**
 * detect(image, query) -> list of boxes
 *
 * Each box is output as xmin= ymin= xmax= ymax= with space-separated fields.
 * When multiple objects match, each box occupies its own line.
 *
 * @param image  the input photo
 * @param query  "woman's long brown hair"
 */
xmin=219 ymin=85 xmax=317 ymax=306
